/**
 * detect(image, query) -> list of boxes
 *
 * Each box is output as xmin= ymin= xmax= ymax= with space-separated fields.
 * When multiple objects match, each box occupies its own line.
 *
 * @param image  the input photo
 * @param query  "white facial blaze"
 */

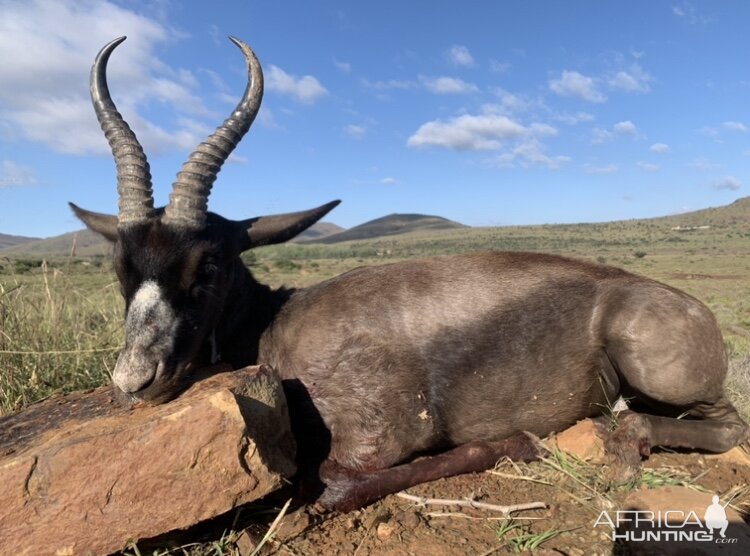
xmin=113 ymin=281 xmax=180 ymax=393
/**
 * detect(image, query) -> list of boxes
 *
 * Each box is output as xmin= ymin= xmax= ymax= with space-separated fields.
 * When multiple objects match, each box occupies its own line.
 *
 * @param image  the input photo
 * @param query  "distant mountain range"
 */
xmin=0 ymin=233 xmax=39 ymax=250
xmin=2 ymin=197 xmax=749 ymax=257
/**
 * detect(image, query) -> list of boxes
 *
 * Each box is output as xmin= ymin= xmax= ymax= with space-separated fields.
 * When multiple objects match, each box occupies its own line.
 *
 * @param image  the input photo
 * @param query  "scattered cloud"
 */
xmin=672 ymin=3 xmax=716 ymax=25
xmin=591 ymin=128 xmax=614 ymax=145
xmin=650 ymin=142 xmax=670 ymax=154
xmin=257 ymin=107 xmax=283 ymax=130
xmin=344 ymin=124 xmax=367 ymax=139
xmin=407 ymin=111 xmax=556 ymax=152
xmin=722 ymin=120 xmax=748 ymax=132
xmin=489 ymin=59 xmax=511 ymax=73
xmin=583 ymin=163 xmax=618 ymax=175
xmin=0 ymin=160 xmax=36 ymax=187
xmin=493 ymin=140 xmax=571 ymax=170
xmin=613 ymin=120 xmax=638 ymax=135
xmin=554 ymin=112 xmax=595 ymax=125
xmin=267 ymin=65 xmax=328 ymax=104
xmin=420 ymin=76 xmax=479 ymax=94
xmin=608 ymin=63 xmax=651 ymax=93
xmin=361 ymin=78 xmax=417 ymax=91
xmin=379 ymin=177 xmax=398 ymax=185
xmin=334 ymin=59 xmax=351 ymax=73
xmin=447 ymin=45 xmax=475 ymax=67
xmin=591 ymin=120 xmax=638 ymax=144
xmin=549 ymin=70 xmax=606 ymax=103
xmin=712 ymin=176 xmax=741 ymax=191
xmin=689 ymin=156 xmax=720 ymax=170
xmin=699 ymin=126 xmax=720 ymax=139
xmin=0 ymin=0 xmax=213 ymax=155
xmin=490 ymin=89 xmax=537 ymax=114
xmin=636 ymin=161 xmax=659 ymax=172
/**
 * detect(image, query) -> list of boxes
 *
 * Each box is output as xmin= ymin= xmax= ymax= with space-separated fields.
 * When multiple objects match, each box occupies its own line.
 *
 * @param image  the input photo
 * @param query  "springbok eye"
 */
xmin=200 ymin=262 xmax=217 ymax=277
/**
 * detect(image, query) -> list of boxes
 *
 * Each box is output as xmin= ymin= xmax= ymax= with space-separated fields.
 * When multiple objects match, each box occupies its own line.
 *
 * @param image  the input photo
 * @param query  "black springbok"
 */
xmin=73 ymin=37 xmax=748 ymax=511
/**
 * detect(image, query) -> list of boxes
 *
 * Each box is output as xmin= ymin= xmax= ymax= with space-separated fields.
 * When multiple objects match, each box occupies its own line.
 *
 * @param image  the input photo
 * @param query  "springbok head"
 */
xmin=72 ymin=37 xmax=338 ymax=403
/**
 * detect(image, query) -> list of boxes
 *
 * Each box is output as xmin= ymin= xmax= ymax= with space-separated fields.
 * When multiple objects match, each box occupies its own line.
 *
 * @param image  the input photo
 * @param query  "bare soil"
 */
xmin=250 ymin=451 xmax=750 ymax=556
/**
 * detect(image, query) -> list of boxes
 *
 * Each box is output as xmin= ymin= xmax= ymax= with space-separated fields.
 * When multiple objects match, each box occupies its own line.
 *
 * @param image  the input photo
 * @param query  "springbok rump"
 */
xmin=72 ymin=36 xmax=748 ymax=511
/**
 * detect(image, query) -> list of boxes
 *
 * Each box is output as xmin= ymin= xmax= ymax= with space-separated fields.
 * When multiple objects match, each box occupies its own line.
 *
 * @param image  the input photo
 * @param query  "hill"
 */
xmin=651 ymin=196 xmax=750 ymax=229
xmin=305 ymin=213 xmax=466 ymax=244
xmin=291 ymin=222 xmax=345 ymax=242
xmin=0 ymin=233 xmax=39 ymax=250
xmin=1 ymin=230 xmax=112 ymax=257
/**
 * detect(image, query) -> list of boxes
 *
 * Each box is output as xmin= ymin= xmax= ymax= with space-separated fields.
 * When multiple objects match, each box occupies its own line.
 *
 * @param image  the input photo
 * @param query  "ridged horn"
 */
xmin=91 ymin=36 xmax=155 ymax=227
xmin=163 ymin=36 xmax=264 ymax=229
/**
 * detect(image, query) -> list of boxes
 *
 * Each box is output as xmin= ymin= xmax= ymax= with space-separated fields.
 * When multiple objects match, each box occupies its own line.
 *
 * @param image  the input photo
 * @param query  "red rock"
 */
xmin=551 ymin=418 xmax=606 ymax=463
xmin=0 ymin=366 xmax=295 ymax=555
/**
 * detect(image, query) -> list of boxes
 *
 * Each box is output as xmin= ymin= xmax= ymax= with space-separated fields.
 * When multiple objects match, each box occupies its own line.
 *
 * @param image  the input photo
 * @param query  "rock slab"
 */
xmin=0 ymin=365 xmax=296 ymax=555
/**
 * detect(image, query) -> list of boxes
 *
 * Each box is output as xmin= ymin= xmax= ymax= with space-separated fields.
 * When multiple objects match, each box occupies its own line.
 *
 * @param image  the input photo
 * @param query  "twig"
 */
xmin=250 ymin=498 xmax=292 ymax=556
xmin=477 ymin=546 xmax=501 ymax=556
xmin=425 ymin=512 xmax=544 ymax=521
xmin=486 ymin=470 xmax=553 ymax=485
xmin=396 ymin=492 xmax=546 ymax=514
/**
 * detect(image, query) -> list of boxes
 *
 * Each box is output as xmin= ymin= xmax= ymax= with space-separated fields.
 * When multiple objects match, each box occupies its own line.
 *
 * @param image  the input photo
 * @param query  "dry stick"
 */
xmin=486 ymin=470 xmax=553 ymax=485
xmin=249 ymin=498 xmax=292 ymax=556
xmin=396 ymin=492 xmax=546 ymax=515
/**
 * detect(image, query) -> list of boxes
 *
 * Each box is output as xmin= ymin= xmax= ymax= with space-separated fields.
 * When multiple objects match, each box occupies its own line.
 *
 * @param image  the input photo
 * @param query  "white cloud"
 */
xmin=361 ymin=78 xmax=416 ymax=91
xmin=549 ymin=70 xmax=606 ymax=103
xmin=712 ymin=176 xmax=742 ymax=191
xmin=650 ymin=142 xmax=670 ymax=154
xmin=608 ymin=63 xmax=651 ymax=93
xmin=490 ymin=89 xmax=536 ymax=114
xmin=421 ymin=76 xmax=479 ymax=94
xmin=447 ymin=45 xmax=475 ymax=67
xmin=636 ymin=161 xmax=659 ymax=172
xmin=379 ymin=177 xmax=398 ymax=185
xmin=257 ymin=107 xmax=282 ymax=130
xmin=613 ymin=120 xmax=638 ymax=135
xmin=723 ymin=121 xmax=748 ymax=132
xmin=334 ymin=59 xmax=351 ymax=73
xmin=489 ymin=59 xmax=511 ymax=73
xmin=689 ymin=156 xmax=720 ymax=170
xmin=0 ymin=160 xmax=36 ymax=187
xmin=592 ymin=121 xmax=638 ymax=144
xmin=267 ymin=65 xmax=328 ymax=104
xmin=344 ymin=124 xmax=366 ymax=139
xmin=0 ymin=0 xmax=216 ymax=156
xmin=554 ymin=112 xmax=595 ymax=125
xmin=672 ymin=3 xmax=716 ymax=24
xmin=493 ymin=140 xmax=571 ymax=170
xmin=591 ymin=128 xmax=614 ymax=145
xmin=583 ymin=163 xmax=618 ymax=175
xmin=407 ymin=112 xmax=556 ymax=152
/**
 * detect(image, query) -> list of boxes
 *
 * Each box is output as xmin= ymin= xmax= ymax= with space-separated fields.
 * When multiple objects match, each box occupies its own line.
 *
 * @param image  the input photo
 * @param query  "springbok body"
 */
xmin=74 ymin=37 xmax=748 ymax=511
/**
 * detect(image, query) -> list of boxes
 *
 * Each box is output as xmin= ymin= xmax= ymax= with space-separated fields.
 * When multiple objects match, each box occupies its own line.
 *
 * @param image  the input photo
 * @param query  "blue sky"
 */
xmin=1 ymin=1 xmax=748 ymax=237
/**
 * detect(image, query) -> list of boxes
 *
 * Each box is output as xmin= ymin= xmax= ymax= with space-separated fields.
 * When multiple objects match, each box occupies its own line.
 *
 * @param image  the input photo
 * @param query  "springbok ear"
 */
xmin=237 ymin=200 xmax=341 ymax=251
xmin=69 ymin=202 xmax=119 ymax=243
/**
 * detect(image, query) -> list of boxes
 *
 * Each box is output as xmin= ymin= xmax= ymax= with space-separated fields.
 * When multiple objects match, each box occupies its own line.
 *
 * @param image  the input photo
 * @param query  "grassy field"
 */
xmin=2 ymin=207 xmax=749 ymax=418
